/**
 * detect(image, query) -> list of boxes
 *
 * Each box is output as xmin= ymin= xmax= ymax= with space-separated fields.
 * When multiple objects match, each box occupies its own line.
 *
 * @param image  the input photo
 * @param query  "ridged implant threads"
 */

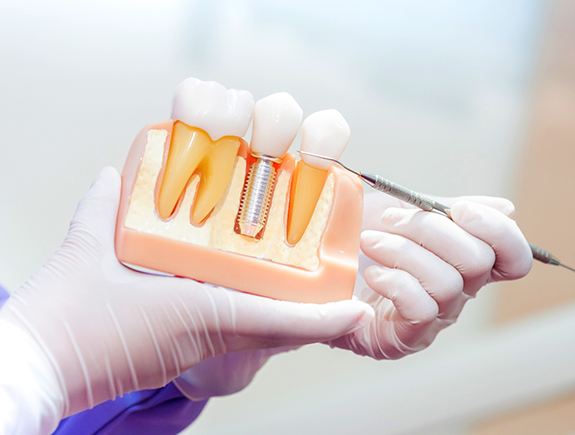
xmin=237 ymin=156 xmax=278 ymax=238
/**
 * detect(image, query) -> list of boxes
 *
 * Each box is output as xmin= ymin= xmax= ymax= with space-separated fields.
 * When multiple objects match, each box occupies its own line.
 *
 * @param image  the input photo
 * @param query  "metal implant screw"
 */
xmin=237 ymin=155 xmax=278 ymax=238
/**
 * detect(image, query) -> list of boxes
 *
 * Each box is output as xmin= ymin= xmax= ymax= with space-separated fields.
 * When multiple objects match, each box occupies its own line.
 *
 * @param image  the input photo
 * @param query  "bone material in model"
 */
xmin=287 ymin=110 xmax=351 ymax=245
xmin=238 ymin=92 xmax=303 ymax=238
xmin=157 ymin=77 xmax=254 ymax=221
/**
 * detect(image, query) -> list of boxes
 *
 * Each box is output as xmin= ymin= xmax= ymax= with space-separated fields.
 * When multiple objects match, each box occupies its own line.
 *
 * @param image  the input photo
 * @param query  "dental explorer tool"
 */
xmin=299 ymin=150 xmax=575 ymax=273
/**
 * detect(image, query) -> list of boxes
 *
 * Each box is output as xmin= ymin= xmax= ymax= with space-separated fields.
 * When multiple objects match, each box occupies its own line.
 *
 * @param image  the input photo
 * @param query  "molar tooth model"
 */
xmin=115 ymin=77 xmax=363 ymax=303
xmin=157 ymin=77 xmax=254 ymax=224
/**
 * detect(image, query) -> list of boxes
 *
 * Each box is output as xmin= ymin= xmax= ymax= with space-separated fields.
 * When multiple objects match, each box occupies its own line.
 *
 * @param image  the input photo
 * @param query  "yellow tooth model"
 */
xmin=287 ymin=110 xmax=351 ymax=245
xmin=156 ymin=78 xmax=254 ymax=223
xmin=191 ymin=136 xmax=242 ymax=224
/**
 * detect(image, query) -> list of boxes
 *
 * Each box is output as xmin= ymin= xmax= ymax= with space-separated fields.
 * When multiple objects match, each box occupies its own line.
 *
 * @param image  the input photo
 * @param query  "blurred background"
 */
xmin=0 ymin=0 xmax=574 ymax=433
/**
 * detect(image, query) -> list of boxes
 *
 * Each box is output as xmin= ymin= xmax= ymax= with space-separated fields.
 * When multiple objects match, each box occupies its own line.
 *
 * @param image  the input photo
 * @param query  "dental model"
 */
xmin=115 ymin=77 xmax=363 ymax=303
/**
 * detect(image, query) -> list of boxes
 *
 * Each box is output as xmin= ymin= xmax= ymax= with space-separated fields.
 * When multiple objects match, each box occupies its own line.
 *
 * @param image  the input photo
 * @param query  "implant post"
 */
xmin=236 ymin=92 xmax=303 ymax=238
xmin=238 ymin=155 xmax=279 ymax=238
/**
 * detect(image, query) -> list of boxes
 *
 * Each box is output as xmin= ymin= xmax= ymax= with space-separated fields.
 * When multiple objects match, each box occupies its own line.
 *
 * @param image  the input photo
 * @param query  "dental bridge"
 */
xmin=299 ymin=151 xmax=575 ymax=275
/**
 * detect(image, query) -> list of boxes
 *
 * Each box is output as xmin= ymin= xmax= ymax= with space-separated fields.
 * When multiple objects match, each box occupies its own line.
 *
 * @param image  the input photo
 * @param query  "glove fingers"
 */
xmin=376 ymin=208 xmax=494 ymax=295
xmin=363 ymin=265 xmax=438 ymax=324
xmin=364 ymin=193 xmax=515 ymax=232
xmin=69 ymin=167 xmax=121 ymax=250
xmin=227 ymin=293 xmax=375 ymax=349
xmin=175 ymin=348 xmax=279 ymax=400
xmin=434 ymin=195 xmax=515 ymax=216
xmin=362 ymin=190 xmax=415 ymax=230
xmin=361 ymin=230 xmax=465 ymax=319
xmin=153 ymin=278 xmax=375 ymax=352
xmin=450 ymin=201 xmax=532 ymax=281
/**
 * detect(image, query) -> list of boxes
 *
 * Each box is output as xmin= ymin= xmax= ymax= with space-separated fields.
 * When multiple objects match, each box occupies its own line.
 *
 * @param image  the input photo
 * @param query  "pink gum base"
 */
xmin=115 ymin=121 xmax=364 ymax=303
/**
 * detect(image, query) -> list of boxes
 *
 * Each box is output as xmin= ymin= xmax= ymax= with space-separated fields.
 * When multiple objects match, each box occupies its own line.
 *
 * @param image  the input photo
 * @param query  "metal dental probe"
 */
xmin=299 ymin=150 xmax=575 ymax=273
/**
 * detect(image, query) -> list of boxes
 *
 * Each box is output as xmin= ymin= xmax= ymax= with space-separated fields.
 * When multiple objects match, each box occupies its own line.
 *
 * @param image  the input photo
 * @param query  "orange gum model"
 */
xmin=115 ymin=120 xmax=363 ymax=303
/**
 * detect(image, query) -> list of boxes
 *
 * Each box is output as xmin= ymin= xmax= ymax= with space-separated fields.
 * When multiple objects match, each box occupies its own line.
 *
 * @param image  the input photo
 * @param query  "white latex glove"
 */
xmin=329 ymin=191 xmax=533 ymax=359
xmin=0 ymin=167 xmax=373 ymax=434
xmin=175 ymin=189 xmax=535 ymax=399
xmin=174 ymin=347 xmax=290 ymax=401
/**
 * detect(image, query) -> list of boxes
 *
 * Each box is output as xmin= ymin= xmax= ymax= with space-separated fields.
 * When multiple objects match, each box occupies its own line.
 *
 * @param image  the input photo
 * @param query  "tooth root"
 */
xmin=157 ymin=122 xmax=213 ymax=219
xmin=286 ymin=161 xmax=329 ymax=245
xmin=191 ymin=137 xmax=241 ymax=225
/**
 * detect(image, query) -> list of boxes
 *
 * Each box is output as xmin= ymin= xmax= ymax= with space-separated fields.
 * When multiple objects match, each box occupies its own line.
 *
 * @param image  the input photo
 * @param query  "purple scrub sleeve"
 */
xmin=54 ymin=384 xmax=207 ymax=435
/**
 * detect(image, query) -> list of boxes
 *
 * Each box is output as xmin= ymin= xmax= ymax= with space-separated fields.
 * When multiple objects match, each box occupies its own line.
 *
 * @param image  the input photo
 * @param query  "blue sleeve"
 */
xmin=54 ymin=384 xmax=208 ymax=435
xmin=0 ymin=286 xmax=7 ymax=307
xmin=0 ymin=285 xmax=208 ymax=435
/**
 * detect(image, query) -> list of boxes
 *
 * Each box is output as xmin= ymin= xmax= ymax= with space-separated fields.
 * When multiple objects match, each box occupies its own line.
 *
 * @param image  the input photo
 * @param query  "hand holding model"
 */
xmin=329 ymin=191 xmax=533 ymax=359
xmin=177 ymin=193 xmax=534 ymax=401
xmin=0 ymin=167 xmax=373 ymax=433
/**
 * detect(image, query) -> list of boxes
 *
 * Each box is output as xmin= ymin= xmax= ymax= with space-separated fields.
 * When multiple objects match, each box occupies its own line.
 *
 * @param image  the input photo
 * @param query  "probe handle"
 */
xmin=529 ymin=243 xmax=560 ymax=266
xmin=361 ymin=173 xmax=572 ymax=272
xmin=364 ymin=174 xmax=450 ymax=215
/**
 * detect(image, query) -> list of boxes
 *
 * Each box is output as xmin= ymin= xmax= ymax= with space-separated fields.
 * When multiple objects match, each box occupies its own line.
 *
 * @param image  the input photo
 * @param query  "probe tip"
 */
xmin=559 ymin=263 xmax=575 ymax=273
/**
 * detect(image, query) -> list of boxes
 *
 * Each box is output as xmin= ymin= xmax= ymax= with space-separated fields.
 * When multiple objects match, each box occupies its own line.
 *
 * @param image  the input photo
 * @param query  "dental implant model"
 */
xmin=115 ymin=77 xmax=364 ymax=303
xmin=237 ymin=93 xmax=303 ymax=238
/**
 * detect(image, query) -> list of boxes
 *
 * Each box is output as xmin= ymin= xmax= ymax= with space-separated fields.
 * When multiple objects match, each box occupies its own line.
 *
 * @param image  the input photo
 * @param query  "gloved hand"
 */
xmin=328 ymin=191 xmax=533 ymax=359
xmin=174 ymin=347 xmax=290 ymax=401
xmin=0 ymin=167 xmax=373 ymax=433
xmin=174 ymin=189 xmax=533 ymax=399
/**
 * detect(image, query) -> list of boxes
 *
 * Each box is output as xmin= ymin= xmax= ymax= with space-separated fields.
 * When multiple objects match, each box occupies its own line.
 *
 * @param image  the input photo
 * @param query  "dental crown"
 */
xmin=250 ymin=92 xmax=303 ymax=157
xmin=300 ymin=110 xmax=351 ymax=169
xmin=172 ymin=77 xmax=255 ymax=141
